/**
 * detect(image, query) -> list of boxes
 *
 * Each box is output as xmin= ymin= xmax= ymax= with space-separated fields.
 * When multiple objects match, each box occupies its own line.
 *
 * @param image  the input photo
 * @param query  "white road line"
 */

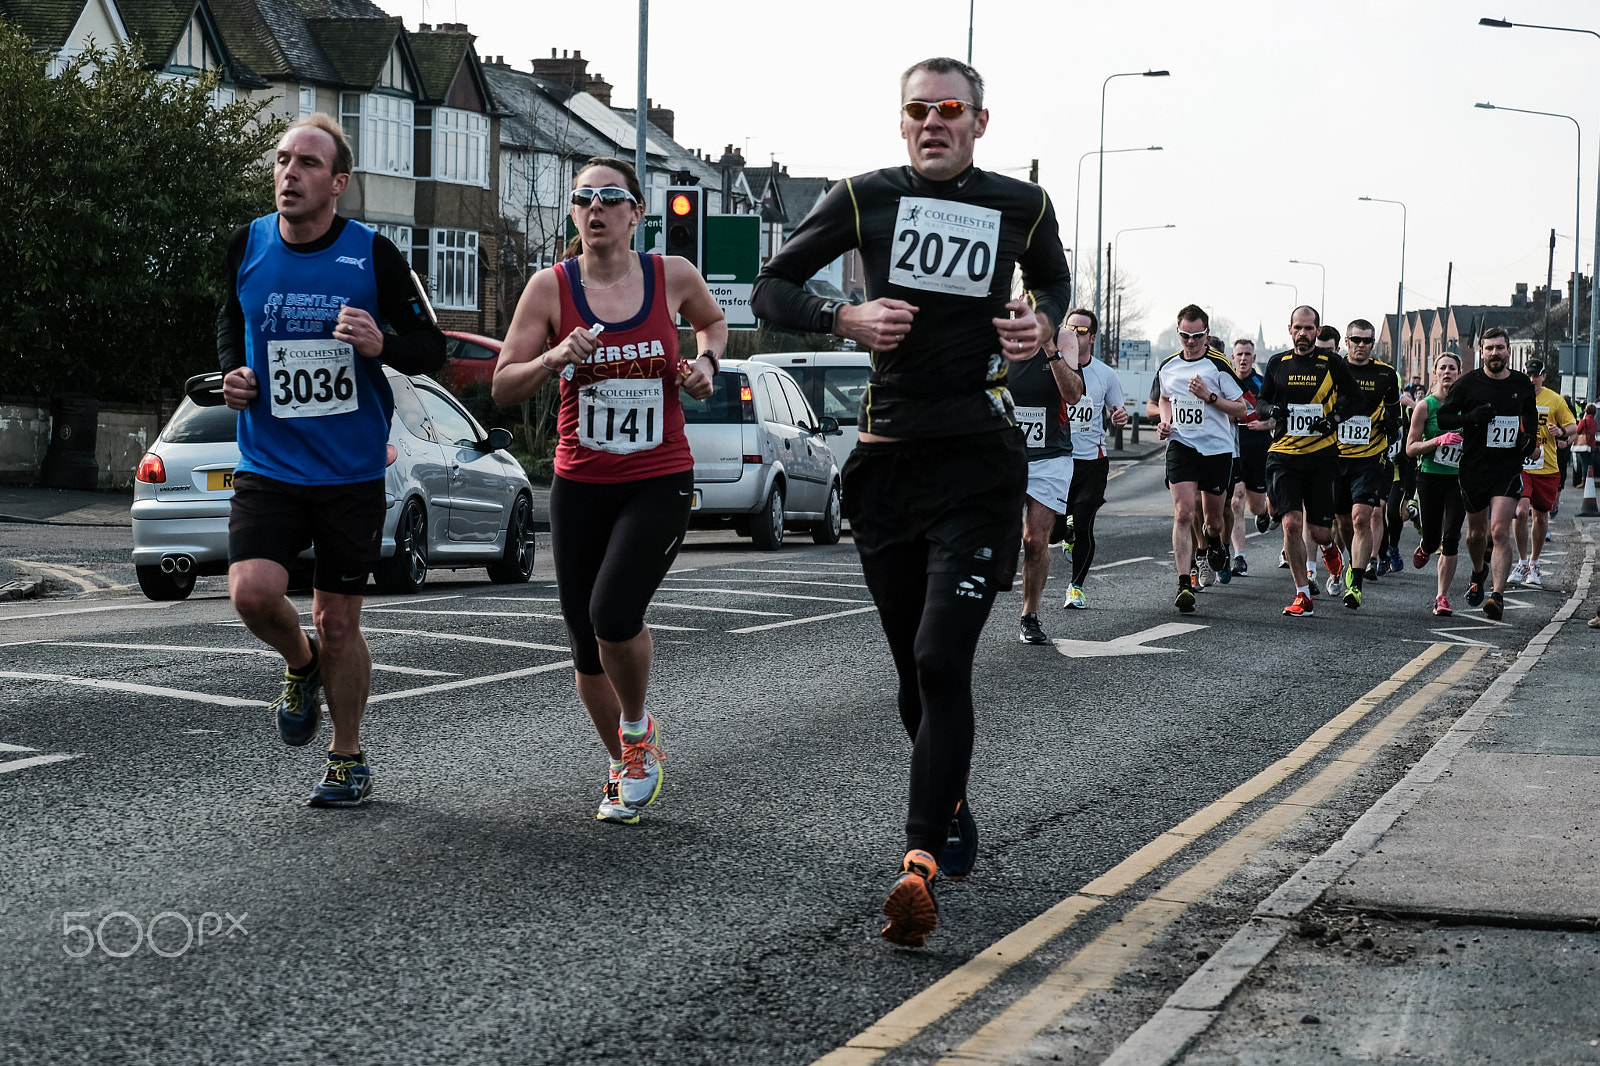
xmin=0 ymin=753 xmax=77 ymax=774
xmin=41 ymin=642 xmax=457 ymax=677
xmin=368 ymin=660 xmax=576 ymax=703
xmin=358 ymin=627 xmax=570 ymax=651
xmin=372 ymin=593 xmax=465 ymax=607
xmin=663 ymin=577 xmax=869 ymax=590
xmin=0 ymin=742 xmax=38 ymax=752
xmin=721 ymin=568 xmax=867 ymax=577
xmin=0 ymin=602 xmax=173 ymax=621
xmin=475 ymin=596 xmax=562 ymax=603
xmin=651 ymin=586 xmax=868 ymax=604
xmin=649 ymin=602 xmax=791 ymax=617
xmin=728 ymin=606 xmax=878 ymax=634
xmin=0 ymin=671 xmax=261 ymax=707
xmin=356 ymin=605 xmax=708 ymax=632
xmin=1090 ymin=555 xmax=1155 ymax=571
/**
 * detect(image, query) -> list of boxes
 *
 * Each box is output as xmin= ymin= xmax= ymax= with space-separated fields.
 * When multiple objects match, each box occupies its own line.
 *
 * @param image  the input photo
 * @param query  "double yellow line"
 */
xmin=815 ymin=641 xmax=1484 ymax=1066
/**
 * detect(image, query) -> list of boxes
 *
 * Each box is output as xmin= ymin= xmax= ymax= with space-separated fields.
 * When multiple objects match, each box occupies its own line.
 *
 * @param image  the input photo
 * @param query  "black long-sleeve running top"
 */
xmin=1434 ymin=368 xmax=1539 ymax=472
xmin=751 ymin=165 xmax=1072 ymax=439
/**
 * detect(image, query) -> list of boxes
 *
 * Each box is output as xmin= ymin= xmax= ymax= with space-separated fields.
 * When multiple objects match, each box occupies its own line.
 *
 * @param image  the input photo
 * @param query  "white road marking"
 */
xmin=729 ymin=606 xmax=878 ymax=634
xmin=0 ymin=753 xmax=77 ymax=774
xmin=473 ymin=596 xmax=562 ymax=602
xmin=0 ymin=602 xmax=173 ymax=621
xmin=182 ymin=729 xmax=223 ymax=734
xmin=368 ymin=660 xmax=576 ymax=703
xmin=371 ymin=593 xmax=465 ymax=607
xmin=0 ymin=742 xmax=38 ymax=752
xmin=351 ymin=606 xmax=701 ymax=631
xmin=662 ymin=577 xmax=869 ymax=589
xmin=722 ymin=568 xmax=866 ymax=577
xmin=41 ymin=642 xmax=457 ymax=677
xmin=0 ymin=671 xmax=262 ymax=707
xmin=648 ymin=602 xmax=791 ymax=617
xmin=650 ymin=586 xmax=867 ymax=604
xmin=1089 ymin=556 xmax=1155 ymax=571
xmin=357 ymin=626 xmax=570 ymax=651
xmin=1052 ymin=622 xmax=1208 ymax=658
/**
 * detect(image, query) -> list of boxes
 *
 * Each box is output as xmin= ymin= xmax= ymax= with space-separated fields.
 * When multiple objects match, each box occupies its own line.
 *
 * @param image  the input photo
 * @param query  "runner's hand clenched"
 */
xmin=334 ymin=306 xmax=383 ymax=359
xmin=222 ymin=367 xmax=258 ymax=411
xmin=993 ymin=298 xmax=1047 ymax=362
xmin=835 ymin=299 xmax=918 ymax=352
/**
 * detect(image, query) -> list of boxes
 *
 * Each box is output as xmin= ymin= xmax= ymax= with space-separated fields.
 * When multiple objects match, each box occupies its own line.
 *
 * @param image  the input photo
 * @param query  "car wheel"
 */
xmin=373 ymin=498 xmax=428 ymax=594
xmin=812 ymin=482 xmax=842 ymax=545
xmin=748 ymin=482 xmax=785 ymax=550
xmin=487 ymin=493 xmax=536 ymax=584
xmin=135 ymin=564 xmax=195 ymax=601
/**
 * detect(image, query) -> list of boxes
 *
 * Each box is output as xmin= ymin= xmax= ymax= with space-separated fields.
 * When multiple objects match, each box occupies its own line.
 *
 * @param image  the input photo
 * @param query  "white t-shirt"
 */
xmin=1069 ymin=358 xmax=1127 ymax=460
xmin=1156 ymin=351 xmax=1243 ymax=457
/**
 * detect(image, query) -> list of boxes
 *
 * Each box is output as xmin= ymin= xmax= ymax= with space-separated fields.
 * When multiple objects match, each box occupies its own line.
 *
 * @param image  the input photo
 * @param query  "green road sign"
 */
xmin=703 ymin=215 xmax=760 ymax=329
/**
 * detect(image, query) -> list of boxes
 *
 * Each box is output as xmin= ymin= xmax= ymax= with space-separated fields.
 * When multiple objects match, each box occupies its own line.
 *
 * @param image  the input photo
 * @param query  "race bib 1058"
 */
xmin=889 ymin=197 xmax=1000 ymax=297
xmin=267 ymin=340 xmax=357 ymax=419
xmin=1171 ymin=395 xmax=1205 ymax=427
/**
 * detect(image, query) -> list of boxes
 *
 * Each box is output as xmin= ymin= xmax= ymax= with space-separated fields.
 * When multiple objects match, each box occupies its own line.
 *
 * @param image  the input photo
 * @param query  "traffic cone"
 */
xmin=1581 ymin=468 xmax=1599 ymax=517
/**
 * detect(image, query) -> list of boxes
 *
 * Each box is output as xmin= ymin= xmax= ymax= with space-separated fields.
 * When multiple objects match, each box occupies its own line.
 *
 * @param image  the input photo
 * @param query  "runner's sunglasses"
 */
xmin=901 ymin=99 xmax=973 ymax=121
xmin=571 ymin=186 xmax=638 ymax=207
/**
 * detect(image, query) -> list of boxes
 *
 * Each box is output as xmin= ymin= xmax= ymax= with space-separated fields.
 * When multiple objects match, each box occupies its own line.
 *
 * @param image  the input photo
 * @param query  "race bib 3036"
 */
xmin=268 ymin=340 xmax=358 ymax=419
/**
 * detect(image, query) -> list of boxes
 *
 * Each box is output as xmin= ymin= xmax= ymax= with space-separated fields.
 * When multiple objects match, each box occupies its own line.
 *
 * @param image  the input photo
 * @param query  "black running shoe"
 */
xmin=1206 ymin=538 xmax=1229 ymax=576
xmin=1483 ymin=591 xmax=1503 ymax=620
xmin=1175 ymin=585 xmax=1196 ymax=613
xmin=1466 ymin=568 xmax=1488 ymax=607
xmin=1256 ymin=512 xmax=1271 ymax=534
xmin=272 ymin=639 xmax=322 ymax=747
xmin=939 ymin=801 xmax=979 ymax=882
xmin=1019 ymin=613 xmax=1050 ymax=645
xmin=307 ymin=754 xmax=372 ymax=808
xmin=1232 ymin=554 xmax=1249 ymax=576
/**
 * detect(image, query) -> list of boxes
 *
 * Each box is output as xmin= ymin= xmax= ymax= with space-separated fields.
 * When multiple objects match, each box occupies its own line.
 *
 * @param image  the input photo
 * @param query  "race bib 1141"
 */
xmin=578 ymin=379 xmax=665 ymax=455
xmin=889 ymin=197 xmax=1000 ymax=297
xmin=267 ymin=340 xmax=357 ymax=419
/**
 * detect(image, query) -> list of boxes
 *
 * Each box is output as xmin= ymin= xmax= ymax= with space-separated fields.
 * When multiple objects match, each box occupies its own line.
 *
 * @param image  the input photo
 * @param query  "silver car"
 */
xmin=682 ymin=359 xmax=843 ymax=550
xmin=130 ymin=368 xmax=536 ymax=600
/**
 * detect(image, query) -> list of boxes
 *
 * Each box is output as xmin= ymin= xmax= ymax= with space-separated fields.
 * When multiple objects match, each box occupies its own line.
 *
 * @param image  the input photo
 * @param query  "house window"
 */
xmin=341 ymin=93 xmax=413 ymax=176
xmin=371 ymin=223 xmax=411 ymax=262
xmin=170 ymin=13 xmax=218 ymax=73
xmin=430 ymin=229 xmax=478 ymax=310
xmin=298 ymin=85 xmax=315 ymax=117
xmin=416 ymin=107 xmax=488 ymax=187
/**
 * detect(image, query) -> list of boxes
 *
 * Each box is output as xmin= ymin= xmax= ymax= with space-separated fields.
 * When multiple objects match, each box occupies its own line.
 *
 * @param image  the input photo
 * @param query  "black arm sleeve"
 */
xmin=1018 ymin=192 xmax=1071 ymax=335
xmin=216 ymin=225 xmax=250 ymax=374
xmin=1435 ymin=379 xmax=1468 ymax=429
xmin=1256 ymin=354 xmax=1282 ymax=421
xmin=1329 ymin=357 xmax=1366 ymax=422
xmin=750 ymin=181 xmax=862 ymax=332
xmin=372 ymin=235 xmax=446 ymax=376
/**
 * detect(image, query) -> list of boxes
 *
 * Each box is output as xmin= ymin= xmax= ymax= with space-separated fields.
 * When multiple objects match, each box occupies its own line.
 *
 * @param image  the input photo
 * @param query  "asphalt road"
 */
xmin=0 ymin=457 xmax=1573 ymax=1065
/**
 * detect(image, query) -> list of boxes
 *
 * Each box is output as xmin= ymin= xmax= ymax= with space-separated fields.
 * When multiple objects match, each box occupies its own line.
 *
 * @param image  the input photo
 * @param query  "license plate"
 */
xmin=690 ymin=489 xmax=701 ymax=511
xmin=206 ymin=470 xmax=234 ymax=491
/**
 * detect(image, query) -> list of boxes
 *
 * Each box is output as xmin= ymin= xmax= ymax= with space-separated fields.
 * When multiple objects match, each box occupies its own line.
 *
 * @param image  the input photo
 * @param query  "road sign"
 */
xmin=635 ymin=215 xmax=663 ymax=254
xmin=1118 ymin=340 xmax=1152 ymax=367
xmin=702 ymin=215 xmax=760 ymax=329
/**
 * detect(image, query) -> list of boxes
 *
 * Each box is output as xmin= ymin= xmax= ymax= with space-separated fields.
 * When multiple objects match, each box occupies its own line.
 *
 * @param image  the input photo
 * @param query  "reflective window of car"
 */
xmin=390 ymin=377 xmax=435 ymax=443
xmin=680 ymin=370 xmax=757 ymax=424
xmin=760 ymin=374 xmax=793 ymax=425
xmin=816 ymin=367 xmax=869 ymax=420
xmin=777 ymin=373 xmax=816 ymax=429
xmin=414 ymin=386 xmax=481 ymax=448
xmin=445 ymin=337 xmax=498 ymax=361
xmin=160 ymin=402 xmax=238 ymax=444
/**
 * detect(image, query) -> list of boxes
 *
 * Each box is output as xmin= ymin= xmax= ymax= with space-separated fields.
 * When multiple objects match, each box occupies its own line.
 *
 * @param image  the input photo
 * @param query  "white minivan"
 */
xmin=749 ymin=351 xmax=871 ymax=470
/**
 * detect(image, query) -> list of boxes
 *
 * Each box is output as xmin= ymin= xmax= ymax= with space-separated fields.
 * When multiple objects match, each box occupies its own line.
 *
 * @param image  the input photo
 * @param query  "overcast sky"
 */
xmin=416 ymin=0 xmax=1600 ymax=348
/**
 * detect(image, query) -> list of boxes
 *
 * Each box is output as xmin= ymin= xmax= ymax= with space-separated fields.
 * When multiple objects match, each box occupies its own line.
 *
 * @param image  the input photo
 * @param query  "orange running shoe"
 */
xmin=1282 ymin=591 xmax=1315 ymax=617
xmin=1320 ymin=544 xmax=1344 ymax=580
xmin=882 ymin=849 xmax=939 ymax=947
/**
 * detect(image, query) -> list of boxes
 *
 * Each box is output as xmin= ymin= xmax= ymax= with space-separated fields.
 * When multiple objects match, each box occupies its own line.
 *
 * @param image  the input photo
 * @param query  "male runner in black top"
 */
xmin=1433 ymin=326 xmax=1539 ymax=618
xmin=1011 ymin=328 xmax=1084 ymax=645
xmin=751 ymin=56 xmax=1071 ymax=948
xmin=1330 ymin=319 xmax=1400 ymax=609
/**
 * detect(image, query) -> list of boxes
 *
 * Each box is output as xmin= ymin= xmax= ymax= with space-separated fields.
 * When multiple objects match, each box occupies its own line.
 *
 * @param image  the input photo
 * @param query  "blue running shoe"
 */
xmin=308 ymin=754 xmax=372 ymax=808
xmin=272 ymin=638 xmax=322 ymax=747
xmin=939 ymin=801 xmax=979 ymax=881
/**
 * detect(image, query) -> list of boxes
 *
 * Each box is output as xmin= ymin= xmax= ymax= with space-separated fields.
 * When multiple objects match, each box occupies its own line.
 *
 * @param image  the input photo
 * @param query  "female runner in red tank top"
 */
xmin=493 ymin=157 xmax=727 ymax=824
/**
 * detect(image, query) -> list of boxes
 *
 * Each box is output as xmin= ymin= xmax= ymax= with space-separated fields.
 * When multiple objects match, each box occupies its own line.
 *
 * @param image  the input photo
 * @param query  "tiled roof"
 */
xmin=305 ymin=13 xmax=399 ymax=87
xmin=611 ymin=105 xmax=721 ymax=187
xmin=407 ymin=28 xmax=465 ymax=102
xmin=482 ymin=66 xmax=610 ymax=157
xmin=1 ymin=0 xmax=87 ymax=49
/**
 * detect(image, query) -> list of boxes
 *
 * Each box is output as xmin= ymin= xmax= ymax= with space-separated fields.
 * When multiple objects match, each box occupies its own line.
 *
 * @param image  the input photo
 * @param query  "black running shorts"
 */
xmin=1266 ymin=449 xmax=1338 ymax=528
xmin=1067 ymin=455 xmax=1111 ymax=511
xmin=1334 ymin=455 xmax=1391 ymax=511
xmin=1458 ymin=466 xmax=1525 ymax=515
xmin=1164 ymin=440 xmax=1233 ymax=496
xmin=842 ymin=428 xmax=1027 ymax=591
xmin=229 ymin=471 xmax=385 ymax=595
xmin=1232 ymin=439 xmax=1268 ymax=494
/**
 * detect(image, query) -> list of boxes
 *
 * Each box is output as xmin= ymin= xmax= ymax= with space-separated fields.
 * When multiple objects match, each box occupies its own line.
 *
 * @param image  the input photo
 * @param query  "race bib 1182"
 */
xmin=268 ymin=340 xmax=357 ymax=419
xmin=889 ymin=197 xmax=1000 ymax=297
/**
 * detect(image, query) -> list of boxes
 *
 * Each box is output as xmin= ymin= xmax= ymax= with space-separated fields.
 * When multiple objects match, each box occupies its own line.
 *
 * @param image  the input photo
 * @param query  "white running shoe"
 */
xmin=1196 ymin=556 xmax=1216 ymax=588
xmin=1508 ymin=559 xmax=1530 ymax=586
xmin=597 ymin=768 xmax=640 ymax=824
xmin=618 ymin=715 xmax=664 ymax=809
xmin=1324 ymin=571 xmax=1344 ymax=598
xmin=1525 ymin=561 xmax=1543 ymax=588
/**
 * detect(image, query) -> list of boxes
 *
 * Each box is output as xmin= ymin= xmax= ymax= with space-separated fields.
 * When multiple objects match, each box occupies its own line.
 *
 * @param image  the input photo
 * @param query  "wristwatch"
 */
xmin=1206 ymin=392 xmax=1218 ymax=404
xmin=1046 ymin=351 xmax=1064 ymax=363
xmin=818 ymin=300 xmax=843 ymax=334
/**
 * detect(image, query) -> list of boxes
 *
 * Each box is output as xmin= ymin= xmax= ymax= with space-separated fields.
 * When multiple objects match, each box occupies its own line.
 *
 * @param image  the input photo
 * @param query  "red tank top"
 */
xmin=553 ymin=253 xmax=693 ymax=483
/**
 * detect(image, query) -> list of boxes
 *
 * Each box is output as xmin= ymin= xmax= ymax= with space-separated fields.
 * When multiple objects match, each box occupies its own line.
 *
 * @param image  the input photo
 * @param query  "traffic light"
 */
xmin=664 ymin=185 xmax=703 ymax=268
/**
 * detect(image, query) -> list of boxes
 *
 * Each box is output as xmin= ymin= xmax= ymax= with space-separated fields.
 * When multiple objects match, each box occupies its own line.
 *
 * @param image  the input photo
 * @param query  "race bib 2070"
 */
xmin=889 ymin=197 xmax=1000 ymax=297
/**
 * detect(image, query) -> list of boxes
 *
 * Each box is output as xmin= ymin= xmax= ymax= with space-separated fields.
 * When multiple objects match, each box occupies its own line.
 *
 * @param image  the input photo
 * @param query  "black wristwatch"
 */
xmin=1046 ymin=351 xmax=1064 ymax=363
xmin=1206 ymin=392 xmax=1218 ymax=404
xmin=818 ymin=300 xmax=843 ymax=334
xmin=698 ymin=350 xmax=720 ymax=373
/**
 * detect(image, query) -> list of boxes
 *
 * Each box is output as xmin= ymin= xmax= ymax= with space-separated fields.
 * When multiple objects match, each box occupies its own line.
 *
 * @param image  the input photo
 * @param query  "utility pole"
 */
xmin=1029 ymin=158 xmax=1038 ymax=183
xmin=1546 ymin=228 xmax=1557 ymax=370
xmin=634 ymin=1 xmax=648 ymax=188
xmin=1441 ymin=261 xmax=1452 ymax=388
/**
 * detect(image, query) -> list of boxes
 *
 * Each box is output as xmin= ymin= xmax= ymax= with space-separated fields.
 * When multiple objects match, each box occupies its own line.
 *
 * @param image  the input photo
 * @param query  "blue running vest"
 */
xmin=235 ymin=215 xmax=394 ymax=485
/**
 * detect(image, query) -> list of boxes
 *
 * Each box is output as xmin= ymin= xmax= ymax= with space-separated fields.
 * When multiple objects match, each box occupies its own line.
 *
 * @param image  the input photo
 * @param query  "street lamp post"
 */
xmin=1476 ymin=102 xmax=1581 ymax=387
xmin=1265 ymin=280 xmax=1299 ymax=317
xmin=1288 ymin=259 xmax=1325 ymax=315
xmin=1074 ymin=146 xmax=1162 ymax=306
xmin=1094 ymin=69 xmax=1169 ymax=362
xmin=1111 ymin=224 xmax=1176 ymax=356
xmin=1359 ymin=197 xmax=1407 ymax=374
xmin=1480 ymin=15 xmax=1600 ymax=401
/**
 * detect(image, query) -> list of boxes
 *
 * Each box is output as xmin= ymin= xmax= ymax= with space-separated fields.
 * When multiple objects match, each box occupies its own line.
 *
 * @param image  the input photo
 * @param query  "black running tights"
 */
xmin=1416 ymin=471 xmax=1464 ymax=557
xmin=1069 ymin=504 xmax=1100 ymax=586
xmin=859 ymin=542 xmax=998 ymax=857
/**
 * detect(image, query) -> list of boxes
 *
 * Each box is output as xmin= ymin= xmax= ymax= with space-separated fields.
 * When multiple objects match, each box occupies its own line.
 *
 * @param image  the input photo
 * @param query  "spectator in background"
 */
xmin=1572 ymin=403 xmax=1596 ymax=488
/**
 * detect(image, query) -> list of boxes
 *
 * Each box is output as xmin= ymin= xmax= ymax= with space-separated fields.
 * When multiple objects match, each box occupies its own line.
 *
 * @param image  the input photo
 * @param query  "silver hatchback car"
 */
xmin=681 ymin=358 xmax=844 ymax=550
xmin=131 ymin=368 xmax=536 ymax=600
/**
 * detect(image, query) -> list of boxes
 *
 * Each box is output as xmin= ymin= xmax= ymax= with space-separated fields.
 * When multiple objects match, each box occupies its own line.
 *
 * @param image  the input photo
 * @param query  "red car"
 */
xmin=442 ymin=330 xmax=503 ymax=393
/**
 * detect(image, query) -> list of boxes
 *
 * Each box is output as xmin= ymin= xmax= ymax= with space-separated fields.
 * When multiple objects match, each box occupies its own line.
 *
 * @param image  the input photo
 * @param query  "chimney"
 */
xmin=584 ymin=72 xmax=612 ymax=106
xmin=532 ymin=47 xmax=594 ymax=95
xmin=418 ymin=22 xmax=430 ymax=30
xmin=645 ymin=96 xmax=675 ymax=137
xmin=718 ymin=144 xmax=746 ymax=209
xmin=1513 ymin=282 xmax=1528 ymax=308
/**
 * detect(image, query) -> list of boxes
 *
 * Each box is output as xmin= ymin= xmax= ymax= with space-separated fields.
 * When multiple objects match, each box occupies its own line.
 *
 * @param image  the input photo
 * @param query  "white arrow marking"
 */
xmin=1053 ymin=622 xmax=1207 ymax=658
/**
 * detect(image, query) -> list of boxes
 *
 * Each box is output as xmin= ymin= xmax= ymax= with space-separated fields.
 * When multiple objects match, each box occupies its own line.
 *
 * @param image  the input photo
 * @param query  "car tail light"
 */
xmin=386 ymin=444 xmax=398 ymax=467
xmin=135 ymin=452 xmax=166 ymax=484
xmin=739 ymin=374 xmax=755 ymax=421
xmin=742 ymin=454 xmax=762 ymax=465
